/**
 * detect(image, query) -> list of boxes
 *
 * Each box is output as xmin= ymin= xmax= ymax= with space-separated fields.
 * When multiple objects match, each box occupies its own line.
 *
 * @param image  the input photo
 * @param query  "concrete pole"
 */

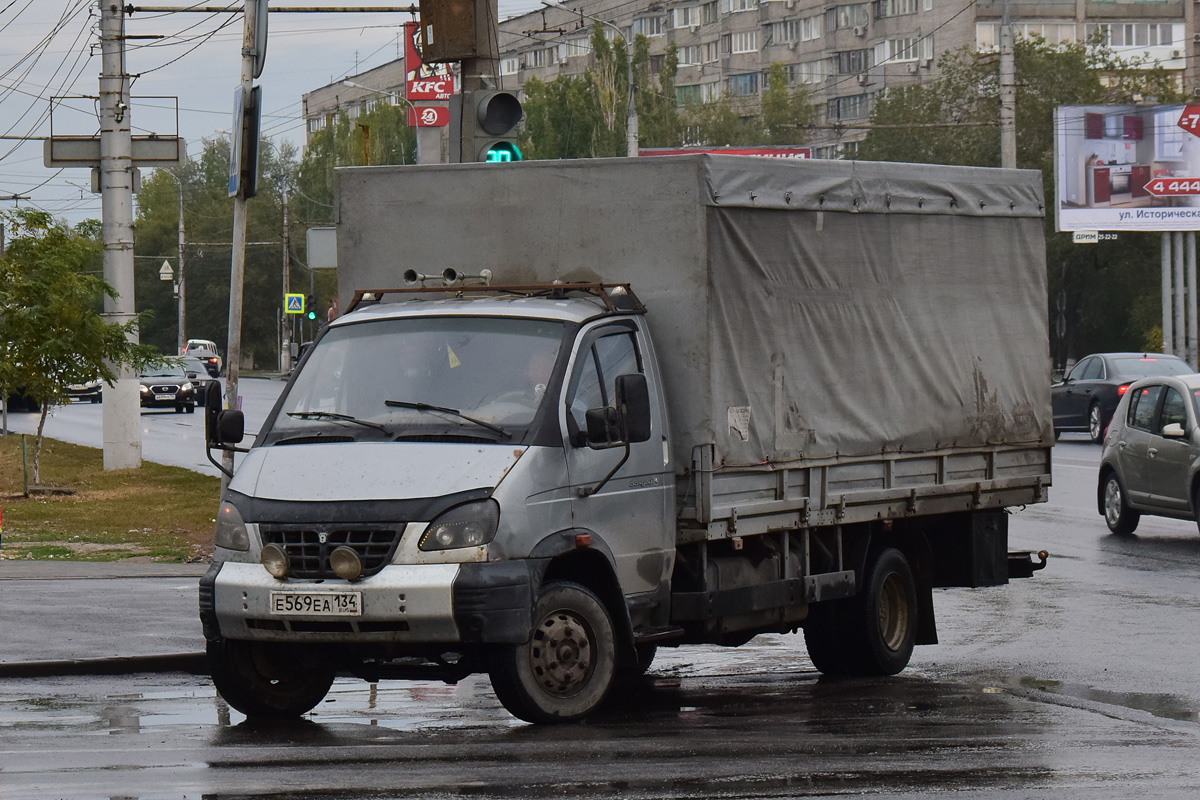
xmin=1189 ymin=232 xmax=1198 ymax=367
xmin=222 ymin=0 xmax=257 ymax=484
xmin=1163 ymin=232 xmax=1173 ymax=354
xmin=281 ymin=188 xmax=291 ymax=374
xmin=998 ymin=0 xmax=1016 ymax=169
xmin=625 ymin=37 xmax=637 ymax=158
xmin=176 ymin=175 xmax=185 ymax=355
xmin=1175 ymin=231 xmax=1186 ymax=356
xmin=98 ymin=0 xmax=141 ymax=470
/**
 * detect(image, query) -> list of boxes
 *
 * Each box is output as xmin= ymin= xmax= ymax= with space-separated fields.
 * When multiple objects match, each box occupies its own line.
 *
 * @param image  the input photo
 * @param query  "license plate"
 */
xmin=270 ymin=591 xmax=362 ymax=616
xmin=154 ymin=393 xmax=174 ymax=401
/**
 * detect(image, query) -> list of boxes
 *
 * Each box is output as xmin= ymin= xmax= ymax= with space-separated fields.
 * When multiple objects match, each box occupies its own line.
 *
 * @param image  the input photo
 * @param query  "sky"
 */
xmin=0 ymin=0 xmax=544 ymax=225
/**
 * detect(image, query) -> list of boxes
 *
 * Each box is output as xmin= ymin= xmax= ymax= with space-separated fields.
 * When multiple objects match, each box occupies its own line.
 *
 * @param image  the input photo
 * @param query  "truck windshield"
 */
xmin=266 ymin=316 xmax=565 ymax=444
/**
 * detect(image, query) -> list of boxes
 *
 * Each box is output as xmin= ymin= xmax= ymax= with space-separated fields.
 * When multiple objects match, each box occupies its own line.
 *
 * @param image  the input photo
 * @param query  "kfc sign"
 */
xmin=405 ymin=22 xmax=455 ymax=101
xmin=408 ymin=106 xmax=449 ymax=127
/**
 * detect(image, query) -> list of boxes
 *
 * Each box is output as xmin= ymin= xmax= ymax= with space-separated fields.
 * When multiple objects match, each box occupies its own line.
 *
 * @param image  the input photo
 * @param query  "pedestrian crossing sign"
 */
xmin=285 ymin=293 xmax=305 ymax=314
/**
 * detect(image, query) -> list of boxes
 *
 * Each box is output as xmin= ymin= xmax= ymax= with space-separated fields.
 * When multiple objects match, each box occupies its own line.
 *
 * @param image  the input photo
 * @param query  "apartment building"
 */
xmin=302 ymin=59 xmax=410 ymax=145
xmin=498 ymin=0 xmax=1195 ymax=156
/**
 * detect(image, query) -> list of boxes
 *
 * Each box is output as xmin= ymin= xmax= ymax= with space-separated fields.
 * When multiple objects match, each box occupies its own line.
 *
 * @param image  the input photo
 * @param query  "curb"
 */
xmin=0 ymin=652 xmax=207 ymax=679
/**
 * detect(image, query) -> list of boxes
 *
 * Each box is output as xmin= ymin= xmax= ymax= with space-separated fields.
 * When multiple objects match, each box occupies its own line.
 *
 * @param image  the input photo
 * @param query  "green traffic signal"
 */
xmin=484 ymin=142 xmax=522 ymax=163
xmin=305 ymin=295 xmax=316 ymax=321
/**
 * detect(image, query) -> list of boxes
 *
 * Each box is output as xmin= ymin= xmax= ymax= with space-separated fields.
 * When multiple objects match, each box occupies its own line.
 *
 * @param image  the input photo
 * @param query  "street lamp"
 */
xmin=541 ymin=0 xmax=638 ymax=158
xmin=162 ymin=169 xmax=186 ymax=355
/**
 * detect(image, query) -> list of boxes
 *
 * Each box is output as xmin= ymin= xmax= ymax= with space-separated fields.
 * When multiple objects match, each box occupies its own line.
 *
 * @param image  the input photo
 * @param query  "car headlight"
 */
xmin=181 ymin=382 xmax=193 ymax=392
xmin=419 ymin=500 xmax=499 ymax=551
xmin=214 ymin=500 xmax=250 ymax=551
xmin=139 ymin=385 xmax=148 ymax=393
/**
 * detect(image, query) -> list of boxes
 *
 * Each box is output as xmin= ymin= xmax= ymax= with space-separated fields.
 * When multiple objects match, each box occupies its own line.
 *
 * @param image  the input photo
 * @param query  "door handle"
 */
xmin=1148 ymin=447 xmax=1158 ymax=458
xmin=1118 ymin=441 xmax=1127 ymax=448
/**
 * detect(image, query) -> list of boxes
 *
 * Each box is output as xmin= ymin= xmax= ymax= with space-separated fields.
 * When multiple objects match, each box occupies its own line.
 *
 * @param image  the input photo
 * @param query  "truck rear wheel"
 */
xmin=804 ymin=547 xmax=917 ymax=677
xmin=207 ymin=640 xmax=334 ymax=718
xmin=488 ymin=581 xmax=616 ymax=724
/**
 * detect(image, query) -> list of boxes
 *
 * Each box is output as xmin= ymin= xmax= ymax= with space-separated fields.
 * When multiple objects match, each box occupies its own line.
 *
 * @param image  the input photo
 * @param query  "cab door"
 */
xmin=561 ymin=321 xmax=672 ymax=597
xmin=1115 ymin=384 xmax=1163 ymax=505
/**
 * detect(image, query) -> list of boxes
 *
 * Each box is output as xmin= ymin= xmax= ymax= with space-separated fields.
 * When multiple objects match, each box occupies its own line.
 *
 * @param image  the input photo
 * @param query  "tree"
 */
xmin=856 ymin=38 xmax=1187 ymax=363
xmin=678 ymin=63 xmax=815 ymax=147
xmin=761 ymin=63 xmax=818 ymax=144
xmin=0 ymin=209 xmax=159 ymax=484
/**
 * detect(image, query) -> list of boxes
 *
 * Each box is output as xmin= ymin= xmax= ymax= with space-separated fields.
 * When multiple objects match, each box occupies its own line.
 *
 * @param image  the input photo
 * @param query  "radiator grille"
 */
xmin=260 ymin=524 xmax=405 ymax=579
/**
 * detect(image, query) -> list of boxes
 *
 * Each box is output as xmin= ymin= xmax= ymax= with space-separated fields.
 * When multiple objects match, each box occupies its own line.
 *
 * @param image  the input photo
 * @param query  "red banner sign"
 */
xmin=408 ymin=106 xmax=448 ymax=127
xmin=405 ymin=22 xmax=454 ymax=101
xmin=1145 ymin=177 xmax=1200 ymax=197
xmin=1177 ymin=105 xmax=1200 ymax=137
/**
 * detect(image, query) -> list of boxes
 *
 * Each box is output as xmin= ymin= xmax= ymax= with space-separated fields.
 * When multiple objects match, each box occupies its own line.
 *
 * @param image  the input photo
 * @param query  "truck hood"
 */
xmin=229 ymin=442 xmax=525 ymax=502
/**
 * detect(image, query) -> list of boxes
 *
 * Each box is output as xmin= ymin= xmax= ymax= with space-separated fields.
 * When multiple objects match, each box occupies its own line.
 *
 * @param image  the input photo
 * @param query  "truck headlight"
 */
xmin=419 ymin=500 xmax=499 ymax=551
xmin=214 ymin=500 xmax=250 ymax=551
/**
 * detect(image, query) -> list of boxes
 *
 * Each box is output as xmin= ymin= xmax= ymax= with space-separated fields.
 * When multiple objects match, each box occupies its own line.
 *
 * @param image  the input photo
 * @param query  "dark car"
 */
xmin=1052 ymin=352 xmax=1194 ymax=442
xmin=138 ymin=362 xmax=196 ymax=413
xmin=187 ymin=348 xmax=221 ymax=378
xmin=180 ymin=357 xmax=217 ymax=406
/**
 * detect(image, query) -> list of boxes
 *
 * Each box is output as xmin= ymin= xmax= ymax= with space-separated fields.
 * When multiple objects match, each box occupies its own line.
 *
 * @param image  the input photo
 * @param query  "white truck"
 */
xmin=201 ymin=156 xmax=1051 ymax=723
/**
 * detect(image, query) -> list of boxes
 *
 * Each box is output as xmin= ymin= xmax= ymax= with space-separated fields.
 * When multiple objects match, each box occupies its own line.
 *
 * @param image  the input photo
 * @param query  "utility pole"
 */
xmin=458 ymin=0 xmax=500 ymax=159
xmin=281 ymin=188 xmax=291 ymax=374
xmin=99 ymin=0 xmax=141 ymax=470
xmin=998 ymin=0 xmax=1017 ymax=169
xmin=223 ymin=0 xmax=260 ymax=484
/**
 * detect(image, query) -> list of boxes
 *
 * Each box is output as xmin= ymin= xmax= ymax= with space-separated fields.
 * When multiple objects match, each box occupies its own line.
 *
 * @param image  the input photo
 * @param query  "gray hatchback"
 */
xmin=1098 ymin=372 xmax=1200 ymax=535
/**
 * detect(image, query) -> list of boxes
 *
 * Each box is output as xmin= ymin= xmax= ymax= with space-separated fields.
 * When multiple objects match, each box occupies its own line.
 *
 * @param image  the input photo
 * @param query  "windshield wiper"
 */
xmin=287 ymin=410 xmax=394 ymax=436
xmin=384 ymin=399 xmax=509 ymax=438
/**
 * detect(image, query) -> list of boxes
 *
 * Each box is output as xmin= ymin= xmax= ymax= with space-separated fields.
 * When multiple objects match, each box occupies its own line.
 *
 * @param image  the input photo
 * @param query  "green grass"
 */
xmin=0 ymin=434 xmax=220 ymax=562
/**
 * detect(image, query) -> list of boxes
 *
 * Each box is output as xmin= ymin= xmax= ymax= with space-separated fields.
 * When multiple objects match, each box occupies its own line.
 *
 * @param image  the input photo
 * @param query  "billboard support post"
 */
xmin=1176 ymin=232 xmax=1186 ymax=356
xmin=1164 ymin=233 xmax=1174 ymax=355
xmin=1189 ymin=233 xmax=1198 ymax=367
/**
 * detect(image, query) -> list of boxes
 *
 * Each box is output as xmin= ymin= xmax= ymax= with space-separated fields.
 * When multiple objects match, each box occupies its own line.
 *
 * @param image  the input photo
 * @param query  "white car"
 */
xmin=183 ymin=339 xmax=222 ymax=374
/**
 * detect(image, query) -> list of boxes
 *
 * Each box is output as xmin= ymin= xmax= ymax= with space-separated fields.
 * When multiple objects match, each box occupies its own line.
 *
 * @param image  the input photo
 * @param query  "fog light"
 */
xmin=329 ymin=546 xmax=363 ymax=581
xmin=261 ymin=544 xmax=289 ymax=579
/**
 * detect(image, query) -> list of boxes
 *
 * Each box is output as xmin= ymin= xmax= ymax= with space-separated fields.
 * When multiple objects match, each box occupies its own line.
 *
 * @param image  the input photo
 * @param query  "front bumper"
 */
xmin=202 ymin=559 xmax=538 ymax=645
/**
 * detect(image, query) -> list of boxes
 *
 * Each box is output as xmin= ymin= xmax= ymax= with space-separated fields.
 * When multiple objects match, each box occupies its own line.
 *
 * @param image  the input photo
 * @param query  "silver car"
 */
xmin=1098 ymin=373 xmax=1200 ymax=535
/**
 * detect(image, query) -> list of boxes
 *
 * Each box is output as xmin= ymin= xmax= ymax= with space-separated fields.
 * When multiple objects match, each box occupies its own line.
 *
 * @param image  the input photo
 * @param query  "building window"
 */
xmin=827 ymin=93 xmax=871 ymax=120
xmin=730 ymin=0 xmax=757 ymax=11
xmin=875 ymin=37 xmax=922 ymax=63
xmin=633 ymin=16 xmax=665 ymax=36
xmin=672 ymin=7 xmax=699 ymax=28
xmin=307 ymin=117 xmax=326 ymax=134
xmin=563 ymin=38 xmax=591 ymax=57
xmin=702 ymin=39 xmax=720 ymax=62
xmin=834 ymin=49 xmax=872 ymax=74
xmin=677 ymin=84 xmax=703 ymax=105
xmin=873 ymin=0 xmax=918 ymax=18
xmin=728 ymin=72 xmax=759 ymax=95
xmin=1086 ymin=22 xmax=1181 ymax=48
xmin=702 ymin=0 xmax=719 ymax=24
xmin=786 ymin=60 xmax=825 ymax=85
xmin=830 ymin=4 xmax=869 ymax=30
xmin=977 ymin=22 xmax=1078 ymax=50
xmin=802 ymin=14 xmax=823 ymax=41
xmin=721 ymin=33 xmax=732 ymax=56
xmin=679 ymin=45 xmax=701 ymax=65
xmin=501 ymin=57 xmax=520 ymax=75
xmin=731 ymin=30 xmax=757 ymax=53
xmin=529 ymin=47 xmax=555 ymax=67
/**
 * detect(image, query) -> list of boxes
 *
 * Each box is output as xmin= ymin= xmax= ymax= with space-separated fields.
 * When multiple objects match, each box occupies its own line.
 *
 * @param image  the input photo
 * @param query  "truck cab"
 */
xmin=202 ymin=284 xmax=675 ymax=723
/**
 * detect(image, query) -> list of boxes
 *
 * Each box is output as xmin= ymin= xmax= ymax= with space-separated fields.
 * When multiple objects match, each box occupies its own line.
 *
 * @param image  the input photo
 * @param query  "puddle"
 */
xmin=1017 ymin=676 xmax=1198 ymax=721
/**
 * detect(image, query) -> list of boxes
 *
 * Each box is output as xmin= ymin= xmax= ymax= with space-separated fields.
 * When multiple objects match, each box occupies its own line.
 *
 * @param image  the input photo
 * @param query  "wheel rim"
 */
xmin=1089 ymin=405 xmax=1102 ymax=439
xmin=1105 ymin=477 xmax=1123 ymax=527
xmin=876 ymin=573 xmax=911 ymax=652
xmin=528 ymin=608 xmax=594 ymax=697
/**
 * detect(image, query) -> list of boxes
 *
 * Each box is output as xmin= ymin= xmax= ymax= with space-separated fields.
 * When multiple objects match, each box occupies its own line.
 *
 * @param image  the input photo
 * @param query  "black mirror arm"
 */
xmin=204 ymin=441 xmax=250 ymax=480
xmin=576 ymin=440 xmax=630 ymax=498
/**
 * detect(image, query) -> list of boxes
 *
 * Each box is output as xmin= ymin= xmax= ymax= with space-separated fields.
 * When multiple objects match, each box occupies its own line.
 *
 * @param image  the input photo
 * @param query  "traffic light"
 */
xmin=305 ymin=295 xmax=317 ymax=321
xmin=468 ymin=90 xmax=523 ymax=163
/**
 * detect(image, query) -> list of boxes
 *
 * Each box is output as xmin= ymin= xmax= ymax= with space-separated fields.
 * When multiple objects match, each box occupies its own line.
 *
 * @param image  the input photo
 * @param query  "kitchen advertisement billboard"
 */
xmin=1054 ymin=104 xmax=1200 ymax=232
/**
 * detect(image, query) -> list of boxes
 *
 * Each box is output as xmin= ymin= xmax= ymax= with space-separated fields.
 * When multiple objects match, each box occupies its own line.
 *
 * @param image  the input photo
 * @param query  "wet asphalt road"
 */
xmin=3 ymin=438 xmax=1200 ymax=797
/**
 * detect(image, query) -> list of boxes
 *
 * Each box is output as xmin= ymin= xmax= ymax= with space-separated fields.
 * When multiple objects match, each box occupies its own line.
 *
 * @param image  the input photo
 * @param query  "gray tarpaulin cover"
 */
xmin=337 ymin=155 xmax=1050 ymax=471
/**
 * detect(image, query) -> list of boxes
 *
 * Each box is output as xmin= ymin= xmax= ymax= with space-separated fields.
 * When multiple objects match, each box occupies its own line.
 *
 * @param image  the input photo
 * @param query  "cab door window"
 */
xmin=1127 ymin=385 xmax=1164 ymax=431
xmin=1082 ymin=358 xmax=1105 ymax=380
xmin=1067 ymin=358 xmax=1092 ymax=382
xmin=567 ymin=330 xmax=643 ymax=435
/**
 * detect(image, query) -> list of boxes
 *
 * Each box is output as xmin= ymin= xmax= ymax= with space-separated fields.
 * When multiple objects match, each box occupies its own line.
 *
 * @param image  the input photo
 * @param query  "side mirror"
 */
xmin=615 ymin=373 xmax=651 ymax=443
xmin=1162 ymin=422 xmax=1186 ymax=439
xmin=585 ymin=407 xmax=622 ymax=447
xmin=204 ymin=382 xmax=243 ymax=446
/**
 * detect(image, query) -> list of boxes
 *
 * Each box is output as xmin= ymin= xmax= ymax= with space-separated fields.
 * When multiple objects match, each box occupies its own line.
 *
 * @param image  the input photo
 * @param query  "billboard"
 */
xmin=1054 ymin=104 xmax=1200 ymax=232
xmin=640 ymin=146 xmax=811 ymax=159
xmin=404 ymin=21 xmax=454 ymax=101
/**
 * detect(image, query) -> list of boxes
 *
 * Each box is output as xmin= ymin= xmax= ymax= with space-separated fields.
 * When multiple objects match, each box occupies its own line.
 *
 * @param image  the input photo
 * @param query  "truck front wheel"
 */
xmin=804 ymin=547 xmax=917 ymax=677
xmin=207 ymin=640 xmax=334 ymax=718
xmin=488 ymin=581 xmax=617 ymax=724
